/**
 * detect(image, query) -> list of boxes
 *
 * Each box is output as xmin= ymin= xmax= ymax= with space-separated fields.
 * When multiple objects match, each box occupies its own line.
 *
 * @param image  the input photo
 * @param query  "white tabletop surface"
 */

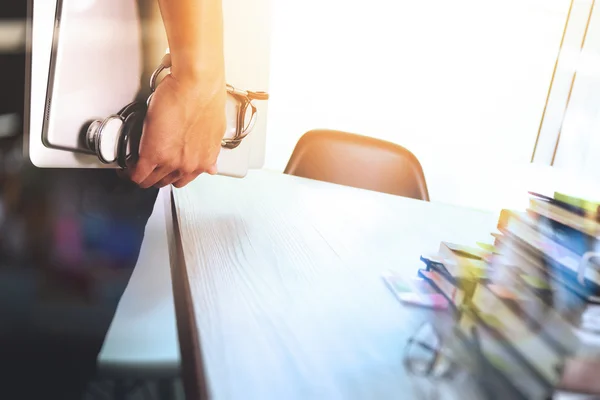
xmin=172 ymin=170 xmax=502 ymax=400
xmin=98 ymin=188 xmax=180 ymax=378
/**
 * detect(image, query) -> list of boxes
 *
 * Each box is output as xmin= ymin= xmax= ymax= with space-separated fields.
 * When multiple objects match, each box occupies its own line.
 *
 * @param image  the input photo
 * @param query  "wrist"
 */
xmin=170 ymin=51 xmax=225 ymax=86
xmin=168 ymin=64 xmax=226 ymax=104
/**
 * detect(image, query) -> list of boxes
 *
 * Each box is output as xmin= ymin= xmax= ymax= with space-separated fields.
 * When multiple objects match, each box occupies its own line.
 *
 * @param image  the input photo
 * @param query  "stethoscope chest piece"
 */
xmin=86 ymin=115 xmax=122 ymax=164
xmin=85 ymin=101 xmax=146 ymax=168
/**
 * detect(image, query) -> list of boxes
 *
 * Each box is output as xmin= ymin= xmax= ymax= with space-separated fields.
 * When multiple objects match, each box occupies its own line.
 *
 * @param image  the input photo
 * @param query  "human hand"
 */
xmin=126 ymin=72 xmax=227 ymax=189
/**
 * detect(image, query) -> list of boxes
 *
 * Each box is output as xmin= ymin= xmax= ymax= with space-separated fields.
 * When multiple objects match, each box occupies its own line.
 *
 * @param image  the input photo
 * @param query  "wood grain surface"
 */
xmin=172 ymin=170 xmax=499 ymax=400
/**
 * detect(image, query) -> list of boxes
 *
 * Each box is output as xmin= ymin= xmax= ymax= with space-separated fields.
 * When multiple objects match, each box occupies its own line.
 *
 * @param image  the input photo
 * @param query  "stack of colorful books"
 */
xmin=417 ymin=191 xmax=600 ymax=399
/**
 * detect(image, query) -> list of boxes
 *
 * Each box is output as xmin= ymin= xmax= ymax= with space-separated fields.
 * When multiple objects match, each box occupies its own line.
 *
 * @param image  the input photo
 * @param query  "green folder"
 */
xmin=554 ymin=192 xmax=600 ymax=214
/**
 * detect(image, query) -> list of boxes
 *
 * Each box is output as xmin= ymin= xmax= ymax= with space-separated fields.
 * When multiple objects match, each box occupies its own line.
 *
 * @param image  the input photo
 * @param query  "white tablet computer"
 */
xmin=25 ymin=0 xmax=270 ymax=177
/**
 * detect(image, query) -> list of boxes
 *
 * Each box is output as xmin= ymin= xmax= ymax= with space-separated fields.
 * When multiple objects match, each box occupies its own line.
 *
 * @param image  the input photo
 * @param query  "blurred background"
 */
xmin=3 ymin=0 xmax=600 ymax=212
xmin=262 ymin=0 xmax=600 ymax=211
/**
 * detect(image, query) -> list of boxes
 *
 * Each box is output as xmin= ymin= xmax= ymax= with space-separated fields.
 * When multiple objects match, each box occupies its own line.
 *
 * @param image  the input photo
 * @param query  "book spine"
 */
xmin=500 ymin=230 xmax=596 ymax=309
xmin=505 ymin=214 xmax=600 ymax=293
xmin=471 ymin=283 xmax=564 ymax=386
xmin=529 ymin=199 xmax=600 ymax=239
xmin=532 ymin=213 xmax=598 ymax=258
xmin=456 ymin=309 xmax=552 ymax=400
xmin=418 ymin=269 xmax=465 ymax=310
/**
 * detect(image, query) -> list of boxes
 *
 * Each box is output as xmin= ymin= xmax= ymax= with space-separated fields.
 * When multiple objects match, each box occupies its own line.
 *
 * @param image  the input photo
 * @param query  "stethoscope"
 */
xmin=84 ymin=52 xmax=269 ymax=168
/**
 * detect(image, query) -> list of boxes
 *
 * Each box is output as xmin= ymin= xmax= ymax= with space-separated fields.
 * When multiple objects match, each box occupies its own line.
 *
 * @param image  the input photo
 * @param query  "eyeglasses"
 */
xmin=403 ymin=321 xmax=455 ymax=379
xmin=403 ymin=317 xmax=536 ymax=400
xmin=403 ymin=320 xmax=486 ymax=400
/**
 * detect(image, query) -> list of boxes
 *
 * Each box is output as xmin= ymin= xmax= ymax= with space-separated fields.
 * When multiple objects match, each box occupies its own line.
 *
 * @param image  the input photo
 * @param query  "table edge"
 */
xmin=165 ymin=188 xmax=211 ymax=400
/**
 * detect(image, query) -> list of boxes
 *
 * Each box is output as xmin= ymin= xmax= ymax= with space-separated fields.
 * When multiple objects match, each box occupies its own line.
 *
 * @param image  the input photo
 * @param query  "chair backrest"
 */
xmin=284 ymin=130 xmax=430 ymax=201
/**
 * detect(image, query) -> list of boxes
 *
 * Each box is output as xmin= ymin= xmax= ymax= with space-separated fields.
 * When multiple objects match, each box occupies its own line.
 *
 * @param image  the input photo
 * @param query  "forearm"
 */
xmin=157 ymin=0 xmax=225 ymax=85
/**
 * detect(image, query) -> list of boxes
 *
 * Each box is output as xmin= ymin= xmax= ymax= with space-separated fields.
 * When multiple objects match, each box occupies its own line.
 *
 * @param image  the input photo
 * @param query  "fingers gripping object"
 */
xmin=85 ymin=53 xmax=269 ymax=169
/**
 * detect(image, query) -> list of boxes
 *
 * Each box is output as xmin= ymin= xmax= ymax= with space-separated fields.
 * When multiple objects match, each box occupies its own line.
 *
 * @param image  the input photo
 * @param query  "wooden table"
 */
xmin=99 ymin=188 xmax=180 ymax=380
xmin=169 ymin=170 xmax=501 ymax=400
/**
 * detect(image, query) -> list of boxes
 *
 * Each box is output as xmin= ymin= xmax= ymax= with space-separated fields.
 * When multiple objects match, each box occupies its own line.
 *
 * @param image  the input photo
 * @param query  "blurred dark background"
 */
xmin=0 ymin=3 xmax=159 ymax=398
xmin=0 ymin=0 xmax=26 ymax=133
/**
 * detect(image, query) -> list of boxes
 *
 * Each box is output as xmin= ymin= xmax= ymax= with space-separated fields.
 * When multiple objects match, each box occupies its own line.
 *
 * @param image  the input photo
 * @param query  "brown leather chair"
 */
xmin=284 ymin=130 xmax=430 ymax=201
